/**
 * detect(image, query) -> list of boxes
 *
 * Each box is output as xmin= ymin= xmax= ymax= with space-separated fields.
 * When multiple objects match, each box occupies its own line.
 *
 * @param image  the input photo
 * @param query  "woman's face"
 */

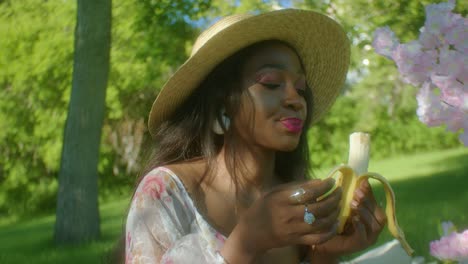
xmin=234 ymin=42 xmax=308 ymax=152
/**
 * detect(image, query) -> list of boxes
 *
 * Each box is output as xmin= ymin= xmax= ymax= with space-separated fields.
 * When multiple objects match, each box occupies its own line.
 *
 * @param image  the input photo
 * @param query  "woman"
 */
xmin=125 ymin=9 xmax=386 ymax=264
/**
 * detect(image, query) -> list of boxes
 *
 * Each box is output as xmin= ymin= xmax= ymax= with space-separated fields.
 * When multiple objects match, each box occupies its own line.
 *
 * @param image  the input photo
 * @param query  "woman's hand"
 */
xmin=309 ymin=179 xmax=387 ymax=262
xmin=220 ymin=178 xmax=342 ymax=263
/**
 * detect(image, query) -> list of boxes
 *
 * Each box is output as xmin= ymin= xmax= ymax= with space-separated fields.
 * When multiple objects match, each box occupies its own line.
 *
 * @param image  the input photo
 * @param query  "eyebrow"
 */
xmin=256 ymin=63 xmax=304 ymax=75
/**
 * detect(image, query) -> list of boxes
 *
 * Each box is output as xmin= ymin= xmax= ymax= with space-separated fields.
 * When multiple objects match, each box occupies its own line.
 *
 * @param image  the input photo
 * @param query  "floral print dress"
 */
xmin=125 ymin=167 xmax=229 ymax=263
xmin=125 ymin=166 xmax=416 ymax=264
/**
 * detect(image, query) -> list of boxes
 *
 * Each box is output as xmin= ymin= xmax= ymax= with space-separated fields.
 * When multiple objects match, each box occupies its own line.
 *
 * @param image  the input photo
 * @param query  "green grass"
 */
xmin=1 ymin=148 xmax=467 ymax=263
xmin=369 ymin=147 xmax=468 ymax=262
xmin=0 ymin=200 xmax=128 ymax=264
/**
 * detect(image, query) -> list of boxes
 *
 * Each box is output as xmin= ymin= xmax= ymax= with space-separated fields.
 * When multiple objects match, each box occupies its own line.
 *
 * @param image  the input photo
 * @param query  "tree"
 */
xmin=54 ymin=0 xmax=111 ymax=244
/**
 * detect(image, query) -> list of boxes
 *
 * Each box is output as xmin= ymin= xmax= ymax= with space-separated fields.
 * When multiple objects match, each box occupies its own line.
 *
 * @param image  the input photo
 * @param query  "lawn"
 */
xmin=0 ymin=147 xmax=467 ymax=263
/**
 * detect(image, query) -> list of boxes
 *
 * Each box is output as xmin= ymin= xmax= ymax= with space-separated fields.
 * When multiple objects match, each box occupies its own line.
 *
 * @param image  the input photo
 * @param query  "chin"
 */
xmin=275 ymin=141 xmax=300 ymax=152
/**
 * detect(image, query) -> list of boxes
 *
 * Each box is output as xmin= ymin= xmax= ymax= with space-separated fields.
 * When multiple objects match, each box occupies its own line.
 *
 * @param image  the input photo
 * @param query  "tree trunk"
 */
xmin=55 ymin=0 xmax=111 ymax=244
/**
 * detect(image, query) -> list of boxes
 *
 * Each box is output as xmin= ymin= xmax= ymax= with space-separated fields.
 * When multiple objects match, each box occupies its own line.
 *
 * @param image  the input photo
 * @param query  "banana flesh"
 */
xmin=318 ymin=133 xmax=414 ymax=256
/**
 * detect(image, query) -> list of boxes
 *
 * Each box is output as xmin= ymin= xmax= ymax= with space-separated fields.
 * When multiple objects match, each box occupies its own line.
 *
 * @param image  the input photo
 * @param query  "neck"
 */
xmin=213 ymin=144 xmax=277 ymax=198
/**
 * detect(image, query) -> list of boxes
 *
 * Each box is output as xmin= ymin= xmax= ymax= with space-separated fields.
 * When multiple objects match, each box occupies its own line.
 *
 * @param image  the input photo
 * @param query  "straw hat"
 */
xmin=148 ymin=9 xmax=350 ymax=136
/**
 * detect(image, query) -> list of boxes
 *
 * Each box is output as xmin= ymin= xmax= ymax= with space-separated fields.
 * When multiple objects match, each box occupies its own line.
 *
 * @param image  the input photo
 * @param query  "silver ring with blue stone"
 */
xmin=304 ymin=205 xmax=316 ymax=225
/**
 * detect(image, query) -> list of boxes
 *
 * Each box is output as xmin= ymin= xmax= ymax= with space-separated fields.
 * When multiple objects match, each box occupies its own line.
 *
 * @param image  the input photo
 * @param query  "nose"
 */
xmin=283 ymin=83 xmax=306 ymax=112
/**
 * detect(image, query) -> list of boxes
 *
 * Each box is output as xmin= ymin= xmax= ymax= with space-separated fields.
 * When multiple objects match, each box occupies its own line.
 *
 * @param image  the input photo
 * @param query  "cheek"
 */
xmin=249 ymin=91 xmax=281 ymax=116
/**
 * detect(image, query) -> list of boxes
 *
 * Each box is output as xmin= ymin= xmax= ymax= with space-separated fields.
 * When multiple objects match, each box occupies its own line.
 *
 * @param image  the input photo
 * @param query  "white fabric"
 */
xmin=125 ymin=167 xmax=227 ymax=264
xmin=126 ymin=166 xmax=419 ymax=263
xmin=345 ymin=239 xmax=435 ymax=264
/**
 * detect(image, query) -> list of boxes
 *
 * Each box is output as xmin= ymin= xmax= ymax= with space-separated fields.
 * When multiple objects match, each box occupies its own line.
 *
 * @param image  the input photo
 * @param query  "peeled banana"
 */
xmin=319 ymin=132 xmax=414 ymax=256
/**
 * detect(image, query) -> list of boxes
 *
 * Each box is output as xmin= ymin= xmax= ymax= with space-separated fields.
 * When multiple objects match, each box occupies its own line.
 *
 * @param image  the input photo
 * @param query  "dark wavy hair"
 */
xmin=106 ymin=40 xmax=314 ymax=263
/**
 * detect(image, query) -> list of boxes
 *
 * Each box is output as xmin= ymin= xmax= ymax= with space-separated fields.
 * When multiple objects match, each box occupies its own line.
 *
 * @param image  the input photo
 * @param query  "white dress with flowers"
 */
xmin=125 ymin=167 xmax=229 ymax=263
xmin=125 ymin=167 xmax=411 ymax=264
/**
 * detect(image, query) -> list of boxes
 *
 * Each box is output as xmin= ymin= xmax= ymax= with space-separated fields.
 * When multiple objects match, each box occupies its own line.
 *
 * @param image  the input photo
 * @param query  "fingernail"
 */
xmin=289 ymin=188 xmax=306 ymax=203
xmin=351 ymin=200 xmax=359 ymax=209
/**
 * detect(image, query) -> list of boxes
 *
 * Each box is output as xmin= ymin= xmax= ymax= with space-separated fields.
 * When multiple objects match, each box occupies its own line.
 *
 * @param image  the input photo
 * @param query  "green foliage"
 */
xmin=0 ymin=0 xmax=214 ymax=216
xmin=0 ymin=0 xmax=75 ymax=216
xmin=0 ymin=0 xmax=464 ymax=217
xmin=100 ymin=0 xmax=214 ymax=192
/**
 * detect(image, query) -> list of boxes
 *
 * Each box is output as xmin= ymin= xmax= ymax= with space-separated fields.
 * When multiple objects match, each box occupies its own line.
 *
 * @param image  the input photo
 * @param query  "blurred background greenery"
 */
xmin=0 ymin=0 xmax=466 ymax=262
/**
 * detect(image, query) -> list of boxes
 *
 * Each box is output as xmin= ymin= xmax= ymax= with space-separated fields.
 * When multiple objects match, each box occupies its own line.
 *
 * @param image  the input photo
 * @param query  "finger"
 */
xmin=356 ymin=197 xmax=386 ymax=228
xmin=363 ymin=181 xmax=387 ymax=227
xmin=354 ymin=190 xmax=375 ymax=219
xmin=288 ymin=178 xmax=336 ymax=205
xmin=296 ymin=222 xmax=338 ymax=245
xmin=305 ymin=187 xmax=342 ymax=218
xmin=372 ymin=204 xmax=387 ymax=227
xmin=295 ymin=209 xmax=340 ymax=235
xmin=351 ymin=214 xmax=367 ymax=243
xmin=289 ymin=187 xmax=341 ymax=224
xmin=354 ymin=181 xmax=386 ymax=227
xmin=355 ymin=205 xmax=384 ymax=239
xmin=354 ymin=180 xmax=374 ymax=206
xmin=288 ymin=190 xmax=341 ymax=234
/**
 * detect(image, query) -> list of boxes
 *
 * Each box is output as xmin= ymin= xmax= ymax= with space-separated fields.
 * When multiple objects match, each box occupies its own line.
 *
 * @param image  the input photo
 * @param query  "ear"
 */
xmin=212 ymin=108 xmax=230 ymax=135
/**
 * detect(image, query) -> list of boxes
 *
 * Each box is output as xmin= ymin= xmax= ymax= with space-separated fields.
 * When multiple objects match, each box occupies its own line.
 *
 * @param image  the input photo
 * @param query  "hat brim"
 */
xmin=148 ymin=9 xmax=350 ymax=136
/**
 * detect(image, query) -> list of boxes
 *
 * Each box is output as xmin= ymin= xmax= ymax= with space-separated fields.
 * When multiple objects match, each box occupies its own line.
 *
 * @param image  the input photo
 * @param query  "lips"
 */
xmin=280 ymin=118 xmax=304 ymax=133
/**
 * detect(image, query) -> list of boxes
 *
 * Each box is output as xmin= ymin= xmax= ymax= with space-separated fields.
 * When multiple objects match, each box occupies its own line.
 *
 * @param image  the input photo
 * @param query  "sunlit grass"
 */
xmin=369 ymin=147 xmax=468 ymax=262
xmin=0 ymin=147 xmax=467 ymax=263
xmin=321 ymin=147 xmax=468 ymax=262
xmin=0 ymin=200 xmax=128 ymax=264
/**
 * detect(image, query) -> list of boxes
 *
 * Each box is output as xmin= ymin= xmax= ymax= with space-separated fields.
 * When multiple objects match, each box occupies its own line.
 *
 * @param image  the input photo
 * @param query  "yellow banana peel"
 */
xmin=318 ymin=133 xmax=414 ymax=256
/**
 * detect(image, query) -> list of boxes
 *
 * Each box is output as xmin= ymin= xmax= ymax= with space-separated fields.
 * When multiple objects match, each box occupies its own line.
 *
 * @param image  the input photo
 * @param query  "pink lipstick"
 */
xmin=280 ymin=118 xmax=303 ymax=133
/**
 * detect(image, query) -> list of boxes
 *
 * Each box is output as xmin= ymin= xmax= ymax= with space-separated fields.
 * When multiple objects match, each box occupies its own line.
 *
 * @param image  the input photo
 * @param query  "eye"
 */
xmin=296 ymin=88 xmax=306 ymax=97
xmin=255 ymin=71 xmax=283 ymax=90
xmin=295 ymin=76 xmax=307 ymax=97
xmin=262 ymin=83 xmax=281 ymax=89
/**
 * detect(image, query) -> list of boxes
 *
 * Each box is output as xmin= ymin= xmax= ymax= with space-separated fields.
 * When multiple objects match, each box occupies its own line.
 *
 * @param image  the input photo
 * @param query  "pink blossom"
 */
xmin=417 ymin=82 xmax=467 ymax=134
xmin=372 ymin=0 xmax=467 ymax=146
xmin=435 ymin=48 xmax=465 ymax=78
xmin=392 ymin=41 xmax=437 ymax=86
xmin=373 ymin=26 xmax=399 ymax=59
xmin=143 ymin=174 xmax=166 ymax=200
xmin=418 ymin=29 xmax=443 ymax=50
xmin=444 ymin=106 xmax=466 ymax=133
xmin=444 ymin=15 xmax=468 ymax=53
xmin=431 ymin=74 xmax=465 ymax=109
xmin=416 ymin=82 xmax=446 ymax=127
xmin=424 ymin=0 xmax=456 ymax=34
xmin=430 ymin=229 xmax=468 ymax=261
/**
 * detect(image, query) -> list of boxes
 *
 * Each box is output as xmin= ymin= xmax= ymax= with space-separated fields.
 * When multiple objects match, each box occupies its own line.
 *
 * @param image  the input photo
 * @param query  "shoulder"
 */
xmin=133 ymin=160 xmax=207 ymax=204
xmin=136 ymin=167 xmax=180 ymax=200
xmin=128 ymin=166 xmax=198 ymax=229
xmin=126 ymin=167 xmax=200 ymax=252
xmin=164 ymin=159 xmax=208 ymax=196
